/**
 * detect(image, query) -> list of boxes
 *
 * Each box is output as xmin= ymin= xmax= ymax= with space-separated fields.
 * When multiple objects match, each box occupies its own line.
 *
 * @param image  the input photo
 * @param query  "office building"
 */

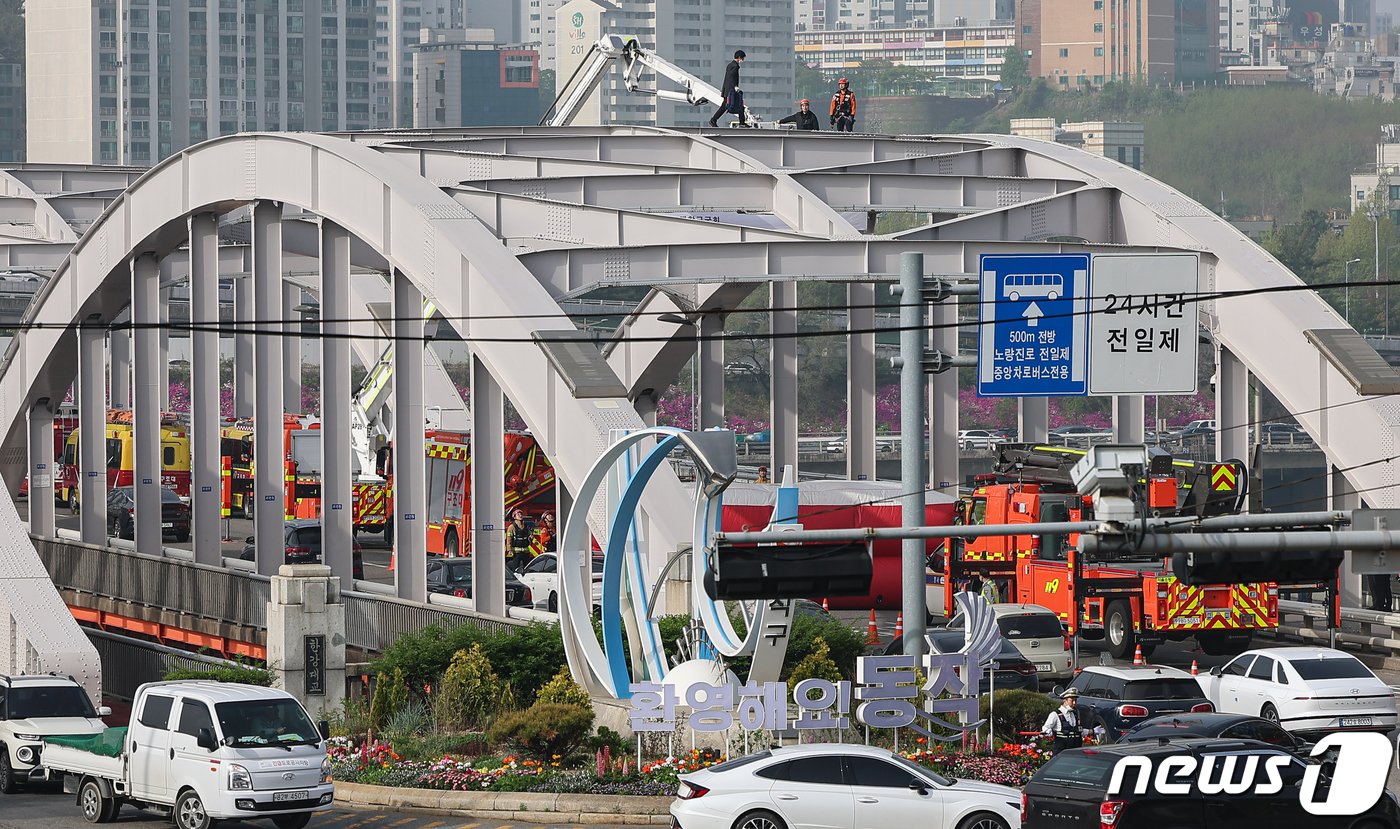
xmin=28 ymin=0 xmax=376 ymax=165
xmin=1010 ymin=117 xmax=1144 ymax=169
xmin=413 ymin=29 xmax=541 ymax=127
xmin=0 ymin=63 xmax=22 ymax=163
xmin=795 ymin=22 xmax=1015 ymax=80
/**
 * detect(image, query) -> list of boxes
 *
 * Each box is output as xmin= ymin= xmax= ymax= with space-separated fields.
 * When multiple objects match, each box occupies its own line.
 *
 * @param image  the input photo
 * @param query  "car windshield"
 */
xmin=998 ymin=614 xmax=1063 ymax=638
xmin=1288 ymin=657 xmax=1373 ymax=680
xmin=1034 ymin=751 xmax=1117 ymax=788
xmin=1123 ymin=678 xmax=1203 ymax=701
xmin=215 ymin=698 xmax=320 ymax=747
xmin=7 ymin=685 xmax=97 ymax=719
xmin=161 ymin=489 xmax=183 ymax=503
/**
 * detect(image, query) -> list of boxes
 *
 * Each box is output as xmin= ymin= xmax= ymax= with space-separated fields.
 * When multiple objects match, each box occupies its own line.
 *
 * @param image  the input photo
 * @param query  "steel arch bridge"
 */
xmin=0 ymin=127 xmax=1393 ymax=698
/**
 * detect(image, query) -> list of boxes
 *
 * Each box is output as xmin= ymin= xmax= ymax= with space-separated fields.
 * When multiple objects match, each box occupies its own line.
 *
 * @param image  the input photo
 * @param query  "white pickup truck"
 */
xmin=44 ymin=680 xmax=334 ymax=829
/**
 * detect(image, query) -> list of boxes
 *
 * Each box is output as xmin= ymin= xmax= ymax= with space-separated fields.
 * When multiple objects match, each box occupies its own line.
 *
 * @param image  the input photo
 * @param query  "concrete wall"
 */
xmin=26 ymin=0 xmax=96 ymax=164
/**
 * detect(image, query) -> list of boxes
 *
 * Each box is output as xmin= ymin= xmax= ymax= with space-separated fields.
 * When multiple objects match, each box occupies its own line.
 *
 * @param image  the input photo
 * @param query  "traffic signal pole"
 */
xmin=898 ymin=252 xmax=927 ymax=660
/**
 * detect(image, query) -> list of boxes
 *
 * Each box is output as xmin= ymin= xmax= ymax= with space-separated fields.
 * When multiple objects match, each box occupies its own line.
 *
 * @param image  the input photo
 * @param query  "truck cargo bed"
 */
xmin=43 ymin=730 xmax=126 ymax=781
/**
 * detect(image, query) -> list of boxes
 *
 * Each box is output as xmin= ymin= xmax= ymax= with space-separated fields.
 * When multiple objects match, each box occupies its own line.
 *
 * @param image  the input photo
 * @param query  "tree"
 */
xmin=795 ymin=59 xmax=826 ymax=104
xmin=434 ymin=644 xmax=503 ymax=731
xmin=538 ymin=69 xmax=556 ymax=119
xmin=999 ymin=43 xmax=1030 ymax=90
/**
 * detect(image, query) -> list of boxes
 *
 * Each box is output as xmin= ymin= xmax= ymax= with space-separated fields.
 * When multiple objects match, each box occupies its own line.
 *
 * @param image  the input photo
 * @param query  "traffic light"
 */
xmin=703 ymin=541 xmax=873 ymax=600
xmin=1171 ymin=549 xmax=1344 ymax=586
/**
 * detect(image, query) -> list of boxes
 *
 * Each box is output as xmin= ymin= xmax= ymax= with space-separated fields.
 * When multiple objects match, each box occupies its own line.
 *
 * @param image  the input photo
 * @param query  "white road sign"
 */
xmin=1087 ymin=253 xmax=1200 ymax=395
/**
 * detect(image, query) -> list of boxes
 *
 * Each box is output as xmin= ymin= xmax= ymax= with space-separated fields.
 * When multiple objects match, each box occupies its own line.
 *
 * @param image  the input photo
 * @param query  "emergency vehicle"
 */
xmin=938 ymin=444 xmax=1333 ymax=660
xmin=58 ymin=409 xmax=192 ymax=506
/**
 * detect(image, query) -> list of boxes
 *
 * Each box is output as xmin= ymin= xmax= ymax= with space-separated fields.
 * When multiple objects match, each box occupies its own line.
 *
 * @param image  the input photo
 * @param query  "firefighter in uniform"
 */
xmin=506 ymin=510 xmax=533 ymax=572
xmin=1041 ymin=688 xmax=1092 ymax=752
xmin=535 ymin=513 xmax=557 ymax=554
xmin=830 ymin=78 xmax=857 ymax=132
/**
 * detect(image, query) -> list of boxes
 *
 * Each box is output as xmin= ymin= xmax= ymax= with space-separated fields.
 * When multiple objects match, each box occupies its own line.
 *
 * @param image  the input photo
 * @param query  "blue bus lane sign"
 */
xmin=977 ymin=254 xmax=1090 ymax=397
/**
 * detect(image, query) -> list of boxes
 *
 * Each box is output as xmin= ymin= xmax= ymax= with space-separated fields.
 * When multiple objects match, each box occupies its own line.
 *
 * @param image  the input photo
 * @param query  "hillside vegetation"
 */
xmin=973 ymin=82 xmax=1400 ymax=221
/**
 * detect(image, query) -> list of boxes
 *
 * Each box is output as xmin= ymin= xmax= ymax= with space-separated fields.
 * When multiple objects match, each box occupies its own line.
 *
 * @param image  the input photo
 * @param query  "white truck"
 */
xmin=0 ymin=673 xmax=111 ymax=793
xmin=43 ymin=681 xmax=334 ymax=829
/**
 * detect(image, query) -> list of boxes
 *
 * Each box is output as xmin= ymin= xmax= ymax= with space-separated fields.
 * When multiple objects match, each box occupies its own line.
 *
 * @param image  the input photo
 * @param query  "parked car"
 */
xmin=237 ymin=519 xmax=364 ymax=579
xmin=1116 ymin=712 xmax=1316 ymax=757
xmin=947 ymin=603 xmax=1073 ymax=681
xmin=426 ymin=557 xmax=532 ymax=607
xmin=957 ymin=429 xmax=1000 ymax=451
xmin=106 ymin=485 xmax=190 ymax=542
xmin=1198 ymin=646 xmax=1398 ymax=736
xmin=822 ymin=438 xmax=846 ymax=454
xmin=669 ymin=744 xmax=1022 ymax=829
xmin=1022 ymin=738 xmax=1400 ymax=828
xmin=887 ymin=629 xmax=1041 ymax=691
xmin=514 ymin=552 xmax=603 ymax=614
xmin=0 ymin=674 xmax=110 ymax=793
xmin=1052 ymin=664 xmax=1213 ymax=741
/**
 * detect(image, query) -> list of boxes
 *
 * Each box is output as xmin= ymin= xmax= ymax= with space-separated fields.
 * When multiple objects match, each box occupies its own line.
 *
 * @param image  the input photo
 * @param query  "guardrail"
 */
xmin=32 ymin=536 xmax=527 ymax=655
xmin=87 ymin=628 xmax=239 ymax=700
xmin=1274 ymin=599 xmax=1400 ymax=655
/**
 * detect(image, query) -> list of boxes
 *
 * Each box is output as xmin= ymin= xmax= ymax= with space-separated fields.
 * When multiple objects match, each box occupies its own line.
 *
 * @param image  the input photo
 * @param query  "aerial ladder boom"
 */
xmin=543 ymin=35 xmax=770 ymax=128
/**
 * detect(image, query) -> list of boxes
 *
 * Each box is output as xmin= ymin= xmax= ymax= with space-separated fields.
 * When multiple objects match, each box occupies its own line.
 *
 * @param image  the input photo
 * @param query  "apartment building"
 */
xmin=1021 ymin=0 xmax=1217 ymax=89
xmin=795 ymin=21 xmax=1015 ymax=80
xmin=412 ymin=28 xmax=540 ymax=127
xmin=29 ymin=0 xmax=376 ymax=165
xmin=1011 ymin=117 xmax=1144 ymax=169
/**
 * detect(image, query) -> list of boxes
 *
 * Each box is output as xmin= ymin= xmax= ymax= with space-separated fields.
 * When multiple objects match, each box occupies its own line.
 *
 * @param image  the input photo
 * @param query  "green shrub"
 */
xmin=434 ymin=644 xmax=503 ymax=732
xmin=328 ymin=696 xmax=370 ymax=738
xmin=163 ymin=665 xmax=273 ymax=686
xmin=787 ymin=637 xmax=843 ymax=699
xmin=781 ymin=614 xmax=867 ymax=681
xmin=487 ymin=702 xmax=595 ymax=761
xmin=372 ymin=621 xmax=567 ymax=707
xmin=385 ymin=698 xmax=432 ymax=738
xmin=979 ymin=689 xmax=1059 ymax=744
xmin=368 ymin=668 xmax=409 ymax=732
xmin=585 ymin=725 xmax=629 ymax=756
xmin=535 ymin=666 xmax=592 ymax=709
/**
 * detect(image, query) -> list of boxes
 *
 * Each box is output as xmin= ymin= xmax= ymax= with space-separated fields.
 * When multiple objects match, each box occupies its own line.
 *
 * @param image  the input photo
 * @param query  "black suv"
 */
xmin=106 ymin=486 xmax=190 ymax=542
xmin=1053 ymin=664 xmax=1213 ymax=741
xmin=1023 ymin=738 xmax=1400 ymax=828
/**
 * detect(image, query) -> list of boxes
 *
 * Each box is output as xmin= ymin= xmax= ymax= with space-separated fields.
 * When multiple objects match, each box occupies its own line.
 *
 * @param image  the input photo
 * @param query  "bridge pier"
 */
xmin=698 ymin=312 xmax=724 ymax=429
xmin=132 ymin=253 xmax=163 ymax=555
xmin=253 ymin=201 xmax=286 ymax=576
xmin=190 ymin=213 xmax=222 ymax=565
xmin=1217 ymin=346 xmax=1250 ymax=471
xmin=234 ymin=250 xmax=254 ymax=419
xmin=27 ymin=400 xmax=54 ymax=537
xmin=320 ymin=221 xmax=354 ymax=584
xmin=771 ymin=281 xmax=798 ymax=475
xmin=848 ymin=281 xmax=876 ymax=481
xmin=1019 ymin=398 xmax=1049 ymax=443
xmin=930 ymin=295 xmax=959 ymax=494
xmin=266 ymin=564 xmax=345 ymax=721
xmin=392 ymin=270 xmax=427 ymax=603
xmin=284 ymin=282 xmax=302 ymax=415
xmin=471 ymin=357 xmax=506 ymax=616
xmin=1332 ymin=465 xmax=1364 ymax=608
xmin=110 ymin=314 xmax=130 ymax=408
xmin=1113 ymin=395 xmax=1145 ymax=444
xmin=78 ymin=323 xmax=107 ymax=543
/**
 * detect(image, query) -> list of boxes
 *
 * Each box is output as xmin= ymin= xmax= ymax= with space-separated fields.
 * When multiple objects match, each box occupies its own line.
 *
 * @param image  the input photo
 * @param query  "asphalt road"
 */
xmin=0 ymin=788 xmax=639 ymax=829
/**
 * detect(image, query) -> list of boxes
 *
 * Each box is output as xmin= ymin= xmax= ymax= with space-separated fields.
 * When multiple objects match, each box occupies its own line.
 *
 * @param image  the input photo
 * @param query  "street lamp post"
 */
xmin=1345 ymin=258 xmax=1363 ymax=325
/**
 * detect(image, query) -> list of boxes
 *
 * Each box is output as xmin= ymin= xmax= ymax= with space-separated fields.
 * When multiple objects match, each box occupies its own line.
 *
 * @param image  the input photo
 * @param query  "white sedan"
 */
xmin=669 ymin=743 xmax=1020 ymax=829
xmin=514 ymin=552 xmax=602 ymax=614
xmin=1198 ymin=646 xmax=1398 ymax=735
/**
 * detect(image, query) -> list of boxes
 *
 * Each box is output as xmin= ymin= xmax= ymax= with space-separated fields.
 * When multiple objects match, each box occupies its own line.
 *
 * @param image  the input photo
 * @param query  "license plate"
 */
xmin=1341 ymin=716 xmax=1373 ymax=727
xmin=1036 ymin=663 xmax=1053 ymax=672
xmin=161 ymin=522 xmax=173 ymax=528
xmin=273 ymin=791 xmax=308 ymax=802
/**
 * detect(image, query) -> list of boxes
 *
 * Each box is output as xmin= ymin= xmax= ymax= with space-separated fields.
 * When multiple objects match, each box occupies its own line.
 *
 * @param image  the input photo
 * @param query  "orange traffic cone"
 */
xmin=866 ymin=610 xmax=880 ymax=645
xmin=894 ymin=612 xmax=904 ymax=640
xmin=1190 ymin=659 xmax=1199 ymax=676
xmin=1133 ymin=644 xmax=1144 ymax=666
xmin=822 ymin=597 xmax=830 ymax=612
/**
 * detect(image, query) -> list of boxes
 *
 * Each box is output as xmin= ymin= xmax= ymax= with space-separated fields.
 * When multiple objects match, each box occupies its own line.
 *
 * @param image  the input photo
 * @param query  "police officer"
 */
xmin=1041 ymin=688 xmax=1093 ymax=752
xmin=830 ymin=78 xmax=857 ymax=132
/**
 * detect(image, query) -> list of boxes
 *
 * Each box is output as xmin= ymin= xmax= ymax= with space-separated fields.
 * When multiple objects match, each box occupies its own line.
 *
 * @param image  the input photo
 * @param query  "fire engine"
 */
xmin=939 ymin=443 xmax=1333 ymax=659
xmin=58 ymin=409 xmax=193 ymax=506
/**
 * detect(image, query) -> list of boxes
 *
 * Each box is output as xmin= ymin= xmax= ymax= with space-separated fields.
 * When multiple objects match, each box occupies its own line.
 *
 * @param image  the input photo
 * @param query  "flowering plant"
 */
xmin=640 ymin=749 xmax=726 ymax=784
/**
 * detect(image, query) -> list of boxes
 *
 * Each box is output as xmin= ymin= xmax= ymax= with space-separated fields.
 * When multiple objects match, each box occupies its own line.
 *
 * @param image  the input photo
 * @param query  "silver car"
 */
xmin=949 ymin=602 xmax=1074 ymax=681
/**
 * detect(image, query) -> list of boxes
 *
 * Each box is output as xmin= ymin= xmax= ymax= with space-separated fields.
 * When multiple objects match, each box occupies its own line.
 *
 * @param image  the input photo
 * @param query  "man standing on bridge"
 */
xmin=709 ymin=50 xmax=746 ymax=128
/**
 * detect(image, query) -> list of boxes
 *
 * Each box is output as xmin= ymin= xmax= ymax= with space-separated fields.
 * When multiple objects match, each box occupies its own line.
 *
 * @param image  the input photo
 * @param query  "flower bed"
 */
xmin=328 ymin=735 xmax=1063 ymax=795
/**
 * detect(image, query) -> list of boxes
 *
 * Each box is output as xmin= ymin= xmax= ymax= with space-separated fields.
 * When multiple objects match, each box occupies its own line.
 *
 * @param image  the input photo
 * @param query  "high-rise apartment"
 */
xmin=29 ymin=0 xmax=376 ymax=165
xmin=1022 ymin=0 xmax=1218 ymax=89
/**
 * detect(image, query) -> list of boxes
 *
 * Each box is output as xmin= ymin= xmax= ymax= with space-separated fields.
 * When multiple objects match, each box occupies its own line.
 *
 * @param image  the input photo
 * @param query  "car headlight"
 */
xmin=229 ymin=763 xmax=253 ymax=790
xmin=12 ymin=733 xmax=41 ymax=741
xmin=320 ymin=756 xmax=333 ymax=784
xmin=14 ymin=746 xmax=34 ymax=764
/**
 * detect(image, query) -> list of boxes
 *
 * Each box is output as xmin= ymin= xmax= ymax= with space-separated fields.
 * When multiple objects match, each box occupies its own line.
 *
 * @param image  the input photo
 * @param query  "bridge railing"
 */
xmin=33 ymin=536 xmax=524 ymax=655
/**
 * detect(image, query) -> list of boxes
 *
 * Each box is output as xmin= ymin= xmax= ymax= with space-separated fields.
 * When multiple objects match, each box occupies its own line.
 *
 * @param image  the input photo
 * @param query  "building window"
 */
xmin=1023 ymin=25 xmax=1032 ymax=34
xmin=1359 ymin=190 xmax=1367 ymax=201
xmin=1118 ymin=147 xmax=1127 ymax=162
xmin=1095 ymin=47 xmax=1104 ymax=56
xmin=1390 ymin=185 xmax=1400 ymax=201
xmin=1094 ymin=23 xmax=1103 ymax=32
xmin=1132 ymin=147 xmax=1141 ymax=169
xmin=1094 ymin=0 xmax=1103 ymax=7
xmin=1059 ymin=76 xmax=1068 ymax=84
xmin=1059 ymin=48 xmax=1069 ymax=57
